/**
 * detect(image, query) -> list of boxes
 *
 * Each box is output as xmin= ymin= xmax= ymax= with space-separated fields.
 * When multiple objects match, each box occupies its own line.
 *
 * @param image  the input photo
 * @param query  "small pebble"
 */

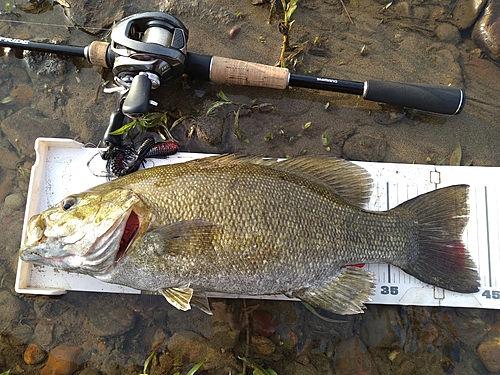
xmin=23 ymin=343 xmax=47 ymax=365
xmin=422 ymin=323 xmax=438 ymax=344
xmin=251 ymin=335 xmax=276 ymax=355
xmin=435 ymin=23 xmax=462 ymax=45
xmin=251 ymin=310 xmax=278 ymax=338
xmin=228 ymin=25 xmax=241 ymax=39
xmin=34 ymin=319 xmax=55 ymax=348
xmin=4 ymin=193 xmax=25 ymax=210
xmin=477 ymin=338 xmax=500 ymax=372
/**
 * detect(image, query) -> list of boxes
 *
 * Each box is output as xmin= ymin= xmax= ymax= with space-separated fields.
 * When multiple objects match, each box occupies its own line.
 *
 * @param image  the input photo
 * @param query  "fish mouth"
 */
xmin=115 ymin=210 xmax=140 ymax=263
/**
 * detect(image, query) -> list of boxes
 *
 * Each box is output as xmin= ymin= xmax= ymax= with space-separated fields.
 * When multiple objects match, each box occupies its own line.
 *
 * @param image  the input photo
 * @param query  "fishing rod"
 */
xmin=0 ymin=12 xmax=465 ymax=148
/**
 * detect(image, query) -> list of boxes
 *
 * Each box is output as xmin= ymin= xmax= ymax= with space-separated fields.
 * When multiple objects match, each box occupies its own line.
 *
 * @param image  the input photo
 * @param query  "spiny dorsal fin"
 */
xmin=197 ymin=154 xmax=373 ymax=207
xmin=293 ymin=267 xmax=376 ymax=315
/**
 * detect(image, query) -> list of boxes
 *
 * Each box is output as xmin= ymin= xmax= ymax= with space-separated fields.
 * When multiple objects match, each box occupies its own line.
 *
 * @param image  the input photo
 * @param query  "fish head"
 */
xmin=19 ymin=188 xmax=153 ymax=276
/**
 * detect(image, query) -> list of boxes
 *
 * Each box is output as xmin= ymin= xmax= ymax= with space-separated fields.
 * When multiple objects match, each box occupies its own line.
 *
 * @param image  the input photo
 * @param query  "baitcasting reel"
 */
xmin=81 ymin=12 xmax=191 ymax=148
xmin=92 ymin=12 xmax=189 ymax=119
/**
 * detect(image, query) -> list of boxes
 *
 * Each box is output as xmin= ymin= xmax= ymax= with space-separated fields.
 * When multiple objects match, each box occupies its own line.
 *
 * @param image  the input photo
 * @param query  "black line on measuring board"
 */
xmin=485 ymin=186 xmax=492 ymax=287
xmin=386 ymin=182 xmax=391 ymax=284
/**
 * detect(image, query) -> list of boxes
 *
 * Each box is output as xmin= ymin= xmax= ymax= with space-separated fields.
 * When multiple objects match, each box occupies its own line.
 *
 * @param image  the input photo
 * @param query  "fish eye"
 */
xmin=62 ymin=197 xmax=77 ymax=211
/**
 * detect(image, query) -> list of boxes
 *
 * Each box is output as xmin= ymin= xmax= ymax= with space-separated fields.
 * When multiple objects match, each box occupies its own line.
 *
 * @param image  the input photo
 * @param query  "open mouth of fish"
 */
xmin=20 ymin=208 xmax=143 ymax=273
xmin=115 ymin=210 xmax=140 ymax=263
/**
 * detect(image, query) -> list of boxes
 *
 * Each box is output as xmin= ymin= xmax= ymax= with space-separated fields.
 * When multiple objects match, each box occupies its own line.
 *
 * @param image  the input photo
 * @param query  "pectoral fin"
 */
xmin=159 ymin=285 xmax=194 ymax=311
xmin=294 ymin=267 xmax=376 ymax=315
xmin=146 ymin=220 xmax=217 ymax=256
xmin=159 ymin=287 xmax=213 ymax=315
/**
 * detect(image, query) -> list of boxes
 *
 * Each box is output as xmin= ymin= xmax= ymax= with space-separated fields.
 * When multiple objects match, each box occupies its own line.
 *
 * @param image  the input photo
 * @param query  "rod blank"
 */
xmin=0 ymin=37 xmax=466 ymax=115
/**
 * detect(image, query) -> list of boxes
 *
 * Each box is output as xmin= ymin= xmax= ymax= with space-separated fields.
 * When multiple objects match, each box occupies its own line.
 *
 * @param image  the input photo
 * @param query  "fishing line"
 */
xmin=0 ymin=17 xmax=111 ymax=32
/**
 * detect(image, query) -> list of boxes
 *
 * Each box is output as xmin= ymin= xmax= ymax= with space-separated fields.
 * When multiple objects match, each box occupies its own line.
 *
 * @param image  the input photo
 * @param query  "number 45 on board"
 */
xmin=482 ymin=290 xmax=500 ymax=299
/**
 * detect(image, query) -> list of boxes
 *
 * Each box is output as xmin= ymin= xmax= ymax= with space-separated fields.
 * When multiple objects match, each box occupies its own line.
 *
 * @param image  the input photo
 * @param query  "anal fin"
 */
xmin=294 ymin=267 xmax=376 ymax=315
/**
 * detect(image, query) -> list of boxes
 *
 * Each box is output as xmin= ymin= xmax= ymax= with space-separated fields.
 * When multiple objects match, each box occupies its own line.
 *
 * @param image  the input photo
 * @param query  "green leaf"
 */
xmin=140 ymin=120 xmax=161 ymax=130
xmin=303 ymin=121 xmax=311 ymax=130
xmin=234 ymin=107 xmax=241 ymax=135
xmin=285 ymin=0 xmax=298 ymax=21
xmin=160 ymin=112 xmax=168 ymax=123
xmin=170 ymin=115 xmax=190 ymax=131
xmin=206 ymin=101 xmax=231 ymax=116
xmin=238 ymin=357 xmax=269 ymax=375
xmin=218 ymin=90 xmax=231 ymax=102
xmin=141 ymin=349 xmax=157 ymax=375
xmin=185 ymin=359 xmax=205 ymax=375
xmin=108 ymin=120 xmax=138 ymax=135
xmin=449 ymin=140 xmax=462 ymax=166
xmin=322 ymin=131 xmax=330 ymax=146
xmin=0 ymin=371 xmax=11 ymax=375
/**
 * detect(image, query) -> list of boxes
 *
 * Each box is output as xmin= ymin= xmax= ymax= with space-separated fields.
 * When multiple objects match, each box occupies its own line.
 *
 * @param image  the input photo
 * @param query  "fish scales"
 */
xmin=99 ymin=161 xmax=411 ymax=290
xmin=20 ymin=155 xmax=479 ymax=315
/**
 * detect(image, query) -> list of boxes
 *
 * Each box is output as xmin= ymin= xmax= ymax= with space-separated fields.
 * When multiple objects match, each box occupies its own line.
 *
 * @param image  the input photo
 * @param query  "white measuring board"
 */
xmin=15 ymin=138 xmax=500 ymax=310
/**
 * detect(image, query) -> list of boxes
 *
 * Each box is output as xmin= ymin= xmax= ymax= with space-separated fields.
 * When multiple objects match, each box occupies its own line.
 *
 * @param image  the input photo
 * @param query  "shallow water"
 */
xmin=0 ymin=0 xmax=499 ymax=374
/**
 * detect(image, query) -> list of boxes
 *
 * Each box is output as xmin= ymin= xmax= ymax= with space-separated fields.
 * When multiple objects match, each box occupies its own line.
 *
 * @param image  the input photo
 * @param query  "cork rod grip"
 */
xmin=210 ymin=56 xmax=289 ymax=89
xmin=86 ymin=41 xmax=111 ymax=68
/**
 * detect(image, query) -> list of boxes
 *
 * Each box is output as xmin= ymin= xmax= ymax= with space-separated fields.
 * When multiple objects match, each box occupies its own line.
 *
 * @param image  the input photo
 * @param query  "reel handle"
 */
xmin=122 ymin=73 xmax=152 ymax=119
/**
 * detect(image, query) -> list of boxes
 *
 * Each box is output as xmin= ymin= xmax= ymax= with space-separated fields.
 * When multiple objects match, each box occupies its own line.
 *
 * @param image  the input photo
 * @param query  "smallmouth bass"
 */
xmin=19 ymin=155 xmax=479 ymax=315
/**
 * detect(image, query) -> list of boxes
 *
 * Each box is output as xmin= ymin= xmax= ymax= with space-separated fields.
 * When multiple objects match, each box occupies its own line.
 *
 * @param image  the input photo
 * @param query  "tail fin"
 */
xmin=393 ymin=185 xmax=480 ymax=293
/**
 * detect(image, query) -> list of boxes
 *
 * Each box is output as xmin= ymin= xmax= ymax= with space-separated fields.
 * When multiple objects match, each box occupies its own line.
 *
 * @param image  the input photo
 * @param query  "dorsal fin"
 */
xmin=197 ymin=155 xmax=373 ymax=207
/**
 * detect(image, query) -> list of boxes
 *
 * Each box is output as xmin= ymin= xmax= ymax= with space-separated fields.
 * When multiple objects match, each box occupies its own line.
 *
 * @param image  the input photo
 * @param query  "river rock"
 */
xmin=41 ymin=346 xmax=84 ymax=375
xmin=251 ymin=335 xmax=276 ymax=355
xmin=24 ymin=47 xmax=68 ymax=84
xmin=472 ymin=0 xmax=500 ymax=61
xmin=333 ymin=336 xmax=378 ymax=375
xmin=23 ymin=343 xmax=47 ymax=365
xmin=9 ymin=65 xmax=30 ymax=83
xmin=360 ymin=305 xmax=403 ymax=349
xmin=434 ymin=23 xmax=462 ymax=45
xmin=63 ymin=0 xmax=124 ymax=35
xmin=4 ymin=193 xmax=25 ymax=210
xmin=0 ymin=144 xmax=19 ymax=170
xmin=34 ymin=319 xmax=55 ymax=348
xmin=477 ymin=338 xmax=500 ymax=372
xmin=1 ymin=107 xmax=68 ymax=157
xmin=251 ymin=310 xmax=278 ymax=338
xmin=84 ymin=306 xmax=135 ymax=337
xmin=0 ymin=290 xmax=26 ymax=325
xmin=452 ymin=0 xmax=487 ymax=29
